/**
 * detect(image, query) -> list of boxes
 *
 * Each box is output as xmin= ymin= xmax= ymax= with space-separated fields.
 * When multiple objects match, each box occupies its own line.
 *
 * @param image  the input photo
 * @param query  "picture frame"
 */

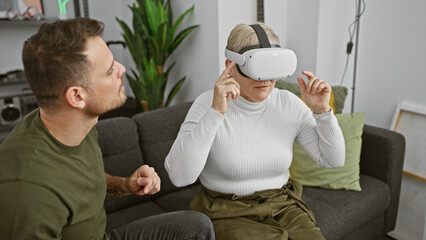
xmin=0 ymin=0 xmax=14 ymax=19
xmin=390 ymin=103 xmax=426 ymax=182
xmin=16 ymin=0 xmax=44 ymax=15
xmin=0 ymin=0 xmax=43 ymax=19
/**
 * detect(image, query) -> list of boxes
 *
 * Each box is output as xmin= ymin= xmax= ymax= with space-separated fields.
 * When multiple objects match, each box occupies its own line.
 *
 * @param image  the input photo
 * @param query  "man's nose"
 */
xmin=117 ymin=61 xmax=126 ymax=77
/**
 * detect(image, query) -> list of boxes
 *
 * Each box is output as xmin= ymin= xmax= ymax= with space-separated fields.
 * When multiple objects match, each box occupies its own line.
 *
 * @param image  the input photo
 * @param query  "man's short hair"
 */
xmin=22 ymin=18 xmax=104 ymax=112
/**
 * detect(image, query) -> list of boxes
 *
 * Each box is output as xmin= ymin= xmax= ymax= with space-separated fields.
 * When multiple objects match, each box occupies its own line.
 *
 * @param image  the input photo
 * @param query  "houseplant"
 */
xmin=116 ymin=0 xmax=198 ymax=111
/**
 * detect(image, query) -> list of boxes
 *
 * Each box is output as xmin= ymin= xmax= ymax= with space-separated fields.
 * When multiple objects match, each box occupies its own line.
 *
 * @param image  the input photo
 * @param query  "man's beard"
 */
xmin=84 ymin=91 xmax=127 ymax=117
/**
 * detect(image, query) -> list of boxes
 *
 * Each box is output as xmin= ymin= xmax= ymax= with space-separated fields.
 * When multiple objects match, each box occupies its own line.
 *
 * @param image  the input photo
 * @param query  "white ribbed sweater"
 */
xmin=165 ymin=88 xmax=345 ymax=196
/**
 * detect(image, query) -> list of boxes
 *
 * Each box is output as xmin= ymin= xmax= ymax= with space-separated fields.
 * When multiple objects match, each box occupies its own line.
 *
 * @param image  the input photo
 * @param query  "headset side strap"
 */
xmin=225 ymin=48 xmax=246 ymax=66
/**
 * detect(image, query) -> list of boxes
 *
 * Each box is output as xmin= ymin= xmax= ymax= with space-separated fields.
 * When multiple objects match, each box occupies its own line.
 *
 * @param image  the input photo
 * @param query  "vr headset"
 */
xmin=225 ymin=24 xmax=297 ymax=81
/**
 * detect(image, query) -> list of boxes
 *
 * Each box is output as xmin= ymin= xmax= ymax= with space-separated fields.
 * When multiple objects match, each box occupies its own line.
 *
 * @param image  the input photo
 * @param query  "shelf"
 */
xmin=0 ymin=18 xmax=58 ymax=27
xmin=0 ymin=80 xmax=27 ymax=87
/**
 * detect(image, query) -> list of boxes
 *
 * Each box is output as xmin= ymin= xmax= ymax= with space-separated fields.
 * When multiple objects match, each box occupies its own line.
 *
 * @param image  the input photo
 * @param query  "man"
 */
xmin=0 ymin=18 xmax=214 ymax=240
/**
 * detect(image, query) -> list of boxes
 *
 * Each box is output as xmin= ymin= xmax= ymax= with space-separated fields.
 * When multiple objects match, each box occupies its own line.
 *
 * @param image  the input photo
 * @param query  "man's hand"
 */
xmin=126 ymin=165 xmax=161 ymax=195
xmin=297 ymin=71 xmax=331 ymax=114
xmin=105 ymin=165 xmax=160 ymax=200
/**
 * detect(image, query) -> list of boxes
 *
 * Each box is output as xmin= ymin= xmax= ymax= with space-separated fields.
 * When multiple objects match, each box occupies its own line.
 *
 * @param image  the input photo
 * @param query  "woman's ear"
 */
xmin=64 ymin=86 xmax=86 ymax=110
xmin=225 ymin=59 xmax=233 ymax=75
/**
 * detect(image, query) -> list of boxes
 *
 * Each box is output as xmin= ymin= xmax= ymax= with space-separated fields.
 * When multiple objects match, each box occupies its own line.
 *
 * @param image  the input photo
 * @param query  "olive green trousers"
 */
xmin=189 ymin=179 xmax=325 ymax=240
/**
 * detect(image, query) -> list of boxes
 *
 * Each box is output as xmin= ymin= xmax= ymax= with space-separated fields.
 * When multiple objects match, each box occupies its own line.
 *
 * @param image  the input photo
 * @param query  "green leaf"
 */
xmin=116 ymin=19 xmax=133 ymax=44
xmin=166 ymin=77 xmax=186 ymax=107
xmin=134 ymin=70 xmax=149 ymax=103
xmin=134 ymin=31 xmax=146 ymax=67
xmin=126 ymin=72 xmax=146 ymax=111
xmin=169 ymin=25 xmax=199 ymax=54
xmin=116 ymin=0 xmax=195 ymax=111
xmin=163 ymin=61 xmax=176 ymax=77
xmin=126 ymin=73 xmax=138 ymax=97
xmin=132 ymin=6 xmax=150 ymax=38
xmin=147 ymin=35 xmax=161 ymax=66
xmin=170 ymin=5 xmax=195 ymax=44
xmin=165 ymin=0 xmax=173 ymax=27
xmin=142 ymin=58 xmax=158 ymax=86
xmin=157 ymin=1 xmax=168 ymax=25
xmin=161 ymin=61 xmax=176 ymax=91
xmin=144 ymin=0 xmax=159 ymax=36
xmin=155 ymin=23 xmax=169 ymax=64
xmin=116 ymin=18 xmax=133 ymax=41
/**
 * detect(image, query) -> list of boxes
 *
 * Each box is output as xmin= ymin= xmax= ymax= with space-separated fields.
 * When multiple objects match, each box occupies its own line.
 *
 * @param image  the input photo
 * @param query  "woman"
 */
xmin=165 ymin=23 xmax=345 ymax=240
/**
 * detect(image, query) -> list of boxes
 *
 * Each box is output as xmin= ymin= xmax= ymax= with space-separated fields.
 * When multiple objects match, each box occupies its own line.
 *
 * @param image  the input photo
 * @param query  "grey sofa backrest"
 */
xmin=96 ymin=117 xmax=150 ymax=213
xmin=132 ymin=102 xmax=195 ymax=196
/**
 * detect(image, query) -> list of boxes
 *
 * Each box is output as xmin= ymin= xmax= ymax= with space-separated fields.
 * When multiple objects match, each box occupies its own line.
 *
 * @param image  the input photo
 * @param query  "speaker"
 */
xmin=0 ymin=97 xmax=22 ymax=127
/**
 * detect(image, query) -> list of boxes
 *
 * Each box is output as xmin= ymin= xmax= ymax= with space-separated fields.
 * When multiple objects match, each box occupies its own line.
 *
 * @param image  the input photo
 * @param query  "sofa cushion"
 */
xmin=341 ymin=214 xmax=385 ymax=240
xmin=96 ymin=117 xmax=150 ymax=213
xmin=106 ymin=201 xmax=166 ymax=231
xmin=132 ymin=102 xmax=194 ymax=195
xmin=290 ymin=112 xmax=365 ymax=191
xmin=153 ymin=184 xmax=200 ymax=211
xmin=302 ymin=174 xmax=390 ymax=240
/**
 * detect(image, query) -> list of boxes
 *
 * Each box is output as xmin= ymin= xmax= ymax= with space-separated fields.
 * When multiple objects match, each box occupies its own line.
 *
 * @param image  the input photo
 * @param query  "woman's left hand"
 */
xmin=297 ymin=71 xmax=331 ymax=114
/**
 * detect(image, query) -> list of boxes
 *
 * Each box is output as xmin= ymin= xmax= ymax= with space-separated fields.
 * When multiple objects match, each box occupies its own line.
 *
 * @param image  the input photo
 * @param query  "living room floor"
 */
xmin=379 ymin=235 xmax=396 ymax=240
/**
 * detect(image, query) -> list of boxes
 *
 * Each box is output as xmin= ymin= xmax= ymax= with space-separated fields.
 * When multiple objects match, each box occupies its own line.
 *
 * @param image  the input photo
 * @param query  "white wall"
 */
xmin=355 ymin=0 xmax=426 ymax=128
xmin=88 ymin=0 xmax=134 ymax=96
xmin=300 ymin=1 xmax=426 ymax=239
xmin=264 ymin=0 xmax=287 ymax=47
xmin=316 ymin=0 xmax=356 ymax=89
xmin=165 ymin=0 xmax=219 ymax=104
xmin=217 ymin=0 xmax=256 ymax=75
xmin=281 ymin=0 xmax=320 ymax=84
xmin=0 ymin=26 xmax=37 ymax=74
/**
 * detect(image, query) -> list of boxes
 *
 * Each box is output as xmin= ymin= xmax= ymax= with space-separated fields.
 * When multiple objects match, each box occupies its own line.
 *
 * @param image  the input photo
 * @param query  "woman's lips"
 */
xmin=255 ymin=86 xmax=269 ymax=90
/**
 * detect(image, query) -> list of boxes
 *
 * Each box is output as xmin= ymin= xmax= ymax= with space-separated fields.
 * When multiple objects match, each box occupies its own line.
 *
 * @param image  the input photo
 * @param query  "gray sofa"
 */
xmin=96 ymin=101 xmax=406 ymax=240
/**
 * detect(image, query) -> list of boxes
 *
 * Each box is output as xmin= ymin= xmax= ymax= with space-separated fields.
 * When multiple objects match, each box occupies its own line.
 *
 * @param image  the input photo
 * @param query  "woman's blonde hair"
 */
xmin=227 ymin=22 xmax=279 ymax=52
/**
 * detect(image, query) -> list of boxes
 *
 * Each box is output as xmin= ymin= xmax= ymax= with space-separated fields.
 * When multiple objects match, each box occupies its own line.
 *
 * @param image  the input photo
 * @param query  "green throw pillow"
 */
xmin=289 ymin=112 xmax=366 ymax=191
xmin=331 ymin=86 xmax=348 ymax=114
xmin=275 ymin=81 xmax=348 ymax=114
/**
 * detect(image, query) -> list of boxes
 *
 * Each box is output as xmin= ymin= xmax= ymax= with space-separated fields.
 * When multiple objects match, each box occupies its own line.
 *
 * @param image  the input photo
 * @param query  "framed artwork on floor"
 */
xmin=390 ymin=103 xmax=426 ymax=182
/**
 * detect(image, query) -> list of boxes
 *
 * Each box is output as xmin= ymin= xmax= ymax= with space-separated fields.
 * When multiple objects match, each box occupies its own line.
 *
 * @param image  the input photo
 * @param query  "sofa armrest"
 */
xmin=359 ymin=124 xmax=405 ymax=233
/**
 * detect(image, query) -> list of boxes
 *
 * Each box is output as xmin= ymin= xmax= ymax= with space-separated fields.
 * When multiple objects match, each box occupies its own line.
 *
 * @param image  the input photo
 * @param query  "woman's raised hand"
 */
xmin=297 ymin=71 xmax=331 ymax=114
xmin=211 ymin=62 xmax=240 ymax=115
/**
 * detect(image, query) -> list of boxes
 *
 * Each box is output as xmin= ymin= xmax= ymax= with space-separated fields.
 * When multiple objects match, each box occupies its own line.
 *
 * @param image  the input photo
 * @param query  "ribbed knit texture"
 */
xmin=165 ymin=88 xmax=345 ymax=196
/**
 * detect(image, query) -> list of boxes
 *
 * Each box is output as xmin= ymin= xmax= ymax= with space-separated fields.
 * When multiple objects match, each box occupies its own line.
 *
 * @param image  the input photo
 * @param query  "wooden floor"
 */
xmin=378 ymin=235 xmax=396 ymax=240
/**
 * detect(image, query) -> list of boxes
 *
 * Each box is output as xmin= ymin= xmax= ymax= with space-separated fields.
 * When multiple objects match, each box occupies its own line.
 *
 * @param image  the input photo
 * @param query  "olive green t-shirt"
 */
xmin=0 ymin=109 xmax=108 ymax=240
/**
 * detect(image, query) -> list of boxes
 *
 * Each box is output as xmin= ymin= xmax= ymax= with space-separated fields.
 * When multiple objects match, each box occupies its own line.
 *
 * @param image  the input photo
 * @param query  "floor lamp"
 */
xmin=351 ymin=0 xmax=363 ymax=113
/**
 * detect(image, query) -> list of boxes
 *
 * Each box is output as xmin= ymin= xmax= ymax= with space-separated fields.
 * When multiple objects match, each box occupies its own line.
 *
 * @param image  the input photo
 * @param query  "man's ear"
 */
xmin=65 ymin=86 xmax=87 ymax=110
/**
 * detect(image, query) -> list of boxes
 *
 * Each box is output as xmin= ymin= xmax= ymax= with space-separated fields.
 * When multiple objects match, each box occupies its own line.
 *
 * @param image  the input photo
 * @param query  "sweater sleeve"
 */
xmin=165 ymin=91 xmax=225 ymax=187
xmin=295 ymin=101 xmax=345 ymax=169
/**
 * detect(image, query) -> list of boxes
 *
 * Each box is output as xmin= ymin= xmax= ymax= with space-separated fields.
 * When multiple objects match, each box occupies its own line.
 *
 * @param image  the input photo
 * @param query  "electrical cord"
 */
xmin=339 ymin=0 xmax=366 ymax=86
